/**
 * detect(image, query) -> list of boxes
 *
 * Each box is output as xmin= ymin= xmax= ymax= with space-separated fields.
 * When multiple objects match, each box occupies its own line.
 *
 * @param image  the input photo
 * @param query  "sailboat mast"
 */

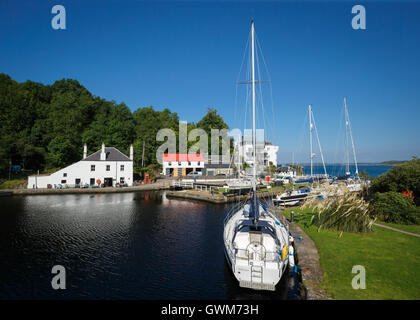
xmin=251 ymin=20 xmax=256 ymax=191
xmin=250 ymin=20 xmax=259 ymax=225
xmin=344 ymin=97 xmax=359 ymax=178
xmin=344 ymin=97 xmax=350 ymax=176
xmin=309 ymin=104 xmax=313 ymax=178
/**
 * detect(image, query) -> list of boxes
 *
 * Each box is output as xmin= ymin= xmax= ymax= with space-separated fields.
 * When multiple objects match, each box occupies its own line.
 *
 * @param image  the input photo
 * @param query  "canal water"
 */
xmin=0 ymin=191 xmax=301 ymax=300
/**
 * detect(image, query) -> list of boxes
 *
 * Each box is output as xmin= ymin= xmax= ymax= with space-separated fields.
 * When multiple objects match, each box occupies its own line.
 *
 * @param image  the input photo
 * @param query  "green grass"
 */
xmin=283 ymin=208 xmax=420 ymax=299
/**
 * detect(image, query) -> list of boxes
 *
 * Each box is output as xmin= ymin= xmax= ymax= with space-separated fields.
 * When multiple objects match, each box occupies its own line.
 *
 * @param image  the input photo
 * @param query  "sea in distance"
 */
xmin=300 ymin=164 xmax=393 ymax=178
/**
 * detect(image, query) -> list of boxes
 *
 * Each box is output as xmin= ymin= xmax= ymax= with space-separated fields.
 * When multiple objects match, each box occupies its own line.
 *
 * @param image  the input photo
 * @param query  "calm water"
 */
xmin=0 ymin=191 xmax=300 ymax=300
xmin=302 ymin=165 xmax=392 ymax=177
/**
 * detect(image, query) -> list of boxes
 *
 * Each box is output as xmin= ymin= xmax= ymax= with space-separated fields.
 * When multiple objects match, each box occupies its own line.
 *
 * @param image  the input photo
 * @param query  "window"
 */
xmin=63 ymin=173 xmax=67 ymax=177
xmin=120 ymin=165 xmax=124 ymax=171
xmin=91 ymin=165 xmax=95 ymax=171
xmin=120 ymin=177 xmax=125 ymax=184
xmin=198 ymin=162 xmax=200 ymax=166
xmin=168 ymin=162 xmax=172 ymax=166
xmin=188 ymin=162 xmax=191 ymax=166
xmin=61 ymin=180 xmax=66 ymax=183
xmin=106 ymin=165 xmax=110 ymax=171
xmin=178 ymin=162 xmax=181 ymax=166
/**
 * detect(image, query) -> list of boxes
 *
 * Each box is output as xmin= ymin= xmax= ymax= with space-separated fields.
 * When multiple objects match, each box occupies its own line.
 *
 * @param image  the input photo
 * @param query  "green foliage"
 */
xmin=132 ymin=106 xmax=179 ymax=170
xmin=0 ymin=179 xmax=26 ymax=189
xmin=370 ymin=157 xmax=420 ymax=205
xmin=197 ymin=108 xmax=230 ymax=156
xmin=0 ymin=74 xmax=233 ymax=175
xmin=369 ymin=191 xmax=420 ymax=225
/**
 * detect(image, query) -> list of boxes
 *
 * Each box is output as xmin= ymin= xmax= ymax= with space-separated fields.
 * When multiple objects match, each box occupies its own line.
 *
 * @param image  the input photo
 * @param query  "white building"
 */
xmin=28 ymin=143 xmax=134 ymax=188
xmin=263 ymin=142 xmax=279 ymax=167
xmin=275 ymin=166 xmax=297 ymax=178
xmin=162 ymin=153 xmax=204 ymax=177
xmin=233 ymin=135 xmax=279 ymax=173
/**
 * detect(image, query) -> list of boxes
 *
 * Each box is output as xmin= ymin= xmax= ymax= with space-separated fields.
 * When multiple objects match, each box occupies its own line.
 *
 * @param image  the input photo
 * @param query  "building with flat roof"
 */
xmin=162 ymin=153 xmax=205 ymax=177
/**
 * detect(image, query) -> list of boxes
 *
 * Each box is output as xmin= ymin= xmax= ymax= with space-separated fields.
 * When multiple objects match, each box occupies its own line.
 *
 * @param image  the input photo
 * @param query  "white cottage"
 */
xmin=28 ymin=143 xmax=134 ymax=188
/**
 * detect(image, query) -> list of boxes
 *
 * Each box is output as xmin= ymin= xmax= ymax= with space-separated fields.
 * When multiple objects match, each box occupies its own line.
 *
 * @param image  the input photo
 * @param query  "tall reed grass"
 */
xmin=303 ymin=190 xmax=375 ymax=233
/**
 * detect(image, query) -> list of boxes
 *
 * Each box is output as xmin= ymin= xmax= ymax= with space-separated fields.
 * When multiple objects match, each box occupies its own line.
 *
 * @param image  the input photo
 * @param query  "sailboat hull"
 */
xmin=223 ymin=205 xmax=289 ymax=291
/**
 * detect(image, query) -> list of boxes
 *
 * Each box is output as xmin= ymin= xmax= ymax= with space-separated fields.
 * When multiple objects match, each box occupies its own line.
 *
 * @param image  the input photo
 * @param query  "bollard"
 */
xmin=291 ymin=210 xmax=294 ymax=223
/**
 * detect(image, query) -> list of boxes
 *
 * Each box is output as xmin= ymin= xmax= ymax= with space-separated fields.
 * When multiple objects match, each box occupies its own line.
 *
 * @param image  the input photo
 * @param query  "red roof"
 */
xmin=163 ymin=153 xmax=204 ymax=162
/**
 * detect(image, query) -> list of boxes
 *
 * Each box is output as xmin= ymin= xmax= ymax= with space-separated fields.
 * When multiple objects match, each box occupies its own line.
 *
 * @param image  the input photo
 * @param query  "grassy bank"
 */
xmin=284 ymin=208 xmax=420 ymax=299
xmin=0 ymin=179 xmax=26 ymax=189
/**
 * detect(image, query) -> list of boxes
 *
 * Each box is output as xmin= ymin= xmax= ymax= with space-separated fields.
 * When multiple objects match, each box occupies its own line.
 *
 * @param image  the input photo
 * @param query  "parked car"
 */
xmin=187 ymin=171 xmax=202 ymax=176
xmin=216 ymin=173 xmax=227 ymax=177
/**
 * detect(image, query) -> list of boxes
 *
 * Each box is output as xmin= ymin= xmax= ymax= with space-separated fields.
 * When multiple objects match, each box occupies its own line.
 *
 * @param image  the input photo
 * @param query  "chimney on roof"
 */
xmin=100 ymin=142 xmax=106 ymax=160
xmin=83 ymin=143 xmax=87 ymax=159
xmin=130 ymin=144 xmax=134 ymax=161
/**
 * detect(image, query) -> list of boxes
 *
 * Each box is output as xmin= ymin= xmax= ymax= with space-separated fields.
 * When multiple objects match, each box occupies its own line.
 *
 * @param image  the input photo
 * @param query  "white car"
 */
xmin=188 ymin=171 xmax=202 ymax=176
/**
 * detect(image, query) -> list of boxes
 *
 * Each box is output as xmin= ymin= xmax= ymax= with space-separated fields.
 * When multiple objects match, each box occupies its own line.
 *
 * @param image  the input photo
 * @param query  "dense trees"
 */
xmin=370 ymin=157 xmax=420 ymax=206
xmin=367 ymin=157 xmax=420 ymax=224
xmin=0 ymin=74 xmax=231 ymax=175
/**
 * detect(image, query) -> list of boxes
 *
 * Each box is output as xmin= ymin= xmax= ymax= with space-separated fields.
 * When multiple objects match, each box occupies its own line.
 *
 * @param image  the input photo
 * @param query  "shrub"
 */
xmin=303 ymin=192 xmax=375 ymax=233
xmin=370 ymin=157 xmax=420 ymax=205
xmin=0 ymin=179 xmax=26 ymax=189
xmin=369 ymin=191 xmax=420 ymax=225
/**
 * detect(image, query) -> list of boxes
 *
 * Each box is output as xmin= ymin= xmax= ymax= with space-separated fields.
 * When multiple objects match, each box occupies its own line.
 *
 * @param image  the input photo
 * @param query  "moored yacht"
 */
xmin=223 ymin=20 xmax=291 ymax=291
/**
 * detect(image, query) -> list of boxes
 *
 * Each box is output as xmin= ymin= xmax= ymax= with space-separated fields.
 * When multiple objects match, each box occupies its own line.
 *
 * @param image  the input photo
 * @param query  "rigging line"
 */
xmin=255 ymin=34 xmax=270 ymax=142
xmin=255 ymin=32 xmax=276 ymax=143
xmin=295 ymin=108 xmax=309 ymax=167
xmin=346 ymin=98 xmax=359 ymax=177
xmin=311 ymin=108 xmax=328 ymax=178
xmin=333 ymin=102 xmax=345 ymax=177
xmin=255 ymin=40 xmax=268 ymax=145
xmin=234 ymin=31 xmax=251 ymax=130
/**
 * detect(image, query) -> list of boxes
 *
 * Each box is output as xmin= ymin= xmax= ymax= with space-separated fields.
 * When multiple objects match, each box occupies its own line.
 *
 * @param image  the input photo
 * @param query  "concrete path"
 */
xmin=288 ymin=221 xmax=332 ymax=300
xmin=373 ymin=223 xmax=420 ymax=238
xmin=4 ymin=180 xmax=172 ymax=195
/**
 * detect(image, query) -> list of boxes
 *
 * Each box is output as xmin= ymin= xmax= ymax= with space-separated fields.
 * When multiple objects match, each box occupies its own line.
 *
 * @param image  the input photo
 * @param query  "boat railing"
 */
xmin=223 ymin=202 xmax=247 ymax=226
xmin=233 ymin=248 xmax=282 ymax=265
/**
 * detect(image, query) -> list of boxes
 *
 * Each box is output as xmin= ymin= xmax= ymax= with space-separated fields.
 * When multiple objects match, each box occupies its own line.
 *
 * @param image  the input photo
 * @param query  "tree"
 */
xmin=370 ymin=157 xmax=420 ymax=206
xmin=196 ymin=108 xmax=230 ymax=159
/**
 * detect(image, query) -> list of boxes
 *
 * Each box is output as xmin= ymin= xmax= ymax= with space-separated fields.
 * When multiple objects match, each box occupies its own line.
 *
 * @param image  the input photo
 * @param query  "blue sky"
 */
xmin=1 ymin=0 xmax=419 ymax=163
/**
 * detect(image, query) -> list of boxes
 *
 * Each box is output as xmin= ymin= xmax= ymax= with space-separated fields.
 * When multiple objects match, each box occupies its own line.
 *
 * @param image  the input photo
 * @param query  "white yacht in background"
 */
xmin=223 ymin=20 xmax=291 ymax=291
xmin=342 ymin=97 xmax=362 ymax=192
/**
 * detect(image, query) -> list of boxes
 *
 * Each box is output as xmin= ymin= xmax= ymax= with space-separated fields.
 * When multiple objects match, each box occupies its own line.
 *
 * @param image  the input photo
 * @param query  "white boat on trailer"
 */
xmin=223 ymin=20 xmax=291 ymax=291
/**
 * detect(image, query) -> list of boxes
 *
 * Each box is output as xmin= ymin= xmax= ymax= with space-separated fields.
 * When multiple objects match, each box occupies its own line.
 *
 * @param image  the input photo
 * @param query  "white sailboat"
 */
xmin=274 ymin=104 xmax=329 ymax=206
xmin=223 ymin=20 xmax=291 ymax=291
xmin=342 ymin=97 xmax=362 ymax=192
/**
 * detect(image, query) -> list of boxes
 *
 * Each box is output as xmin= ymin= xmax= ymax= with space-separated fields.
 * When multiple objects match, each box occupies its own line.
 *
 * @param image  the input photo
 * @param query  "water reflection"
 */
xmin=0 ymin=192 xmax=300 ymax=299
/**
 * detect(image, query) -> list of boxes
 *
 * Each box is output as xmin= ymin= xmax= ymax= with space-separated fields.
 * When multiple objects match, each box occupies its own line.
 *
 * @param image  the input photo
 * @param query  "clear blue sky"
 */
xmin=1 ymin=0 xmax=419 ymax=163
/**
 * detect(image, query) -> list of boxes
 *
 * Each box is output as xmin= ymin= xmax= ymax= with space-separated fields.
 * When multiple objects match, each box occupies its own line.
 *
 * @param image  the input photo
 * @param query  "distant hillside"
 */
xmin=376 ymin=160 xmax=408 ymax=166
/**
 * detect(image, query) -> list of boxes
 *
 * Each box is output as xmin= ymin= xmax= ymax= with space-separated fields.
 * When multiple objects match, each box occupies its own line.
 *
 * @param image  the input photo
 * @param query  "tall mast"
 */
xmin=251 ymin=20 xmax=256 ymax=189
xmin=344 ymin=97 xmax=359 ymax=178
xmin=344 ymin=98 xmax=350 ymax=176
xmin=311 ymin=107 xmax=328 ymax=179
xmin=309 ymin=104 xmax=313 ymax=178
xmin=251 ymin=20 xmax=259 ymax=224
